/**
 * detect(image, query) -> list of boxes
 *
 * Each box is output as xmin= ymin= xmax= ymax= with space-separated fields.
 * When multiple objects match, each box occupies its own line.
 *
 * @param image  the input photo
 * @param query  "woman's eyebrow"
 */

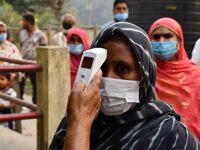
xmin=112 ymin=60 xmax=129 ymax=64
xmin=113 ymin=60 xmax=137 ymax=68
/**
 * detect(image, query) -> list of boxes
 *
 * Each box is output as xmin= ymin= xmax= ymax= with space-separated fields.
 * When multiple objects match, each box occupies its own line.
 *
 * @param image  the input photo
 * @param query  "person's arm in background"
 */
xmin=191 ymin=39 xmax=200 ymax=67
xmin=63 ymin=70 xmax=102 ymax=150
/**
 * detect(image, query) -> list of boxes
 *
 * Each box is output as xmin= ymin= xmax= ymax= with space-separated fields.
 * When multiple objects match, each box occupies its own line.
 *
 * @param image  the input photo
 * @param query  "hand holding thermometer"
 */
xmin=74 ymin=48 xmax=107 ymax=86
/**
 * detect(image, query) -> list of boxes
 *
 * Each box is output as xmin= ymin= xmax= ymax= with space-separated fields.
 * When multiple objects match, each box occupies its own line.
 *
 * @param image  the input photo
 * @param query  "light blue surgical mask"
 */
xmin=115 ymin=13 xmax=129 ymax=22
xmin=68 ymin=44 xmax=84 ymax=55
xmin=151 ymin=41 xmax=177 ymax=61
xmin=0 ymin=33 xmax=7 ymax=43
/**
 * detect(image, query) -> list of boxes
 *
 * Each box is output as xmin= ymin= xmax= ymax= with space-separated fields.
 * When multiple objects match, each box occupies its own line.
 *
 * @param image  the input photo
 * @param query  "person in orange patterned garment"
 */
xmin=0 ymin=21 xmax=21 ymax=65
xmin=148 ymin=17 xmax=200 ymax=140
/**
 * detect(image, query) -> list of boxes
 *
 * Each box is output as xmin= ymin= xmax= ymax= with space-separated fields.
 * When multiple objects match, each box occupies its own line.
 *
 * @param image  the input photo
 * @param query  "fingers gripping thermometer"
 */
xmin=74 ymin=48 xmax=107 ymax=86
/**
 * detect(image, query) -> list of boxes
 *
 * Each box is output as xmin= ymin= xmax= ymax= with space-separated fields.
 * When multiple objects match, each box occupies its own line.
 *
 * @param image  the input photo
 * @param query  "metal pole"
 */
xmin=0 ymin=56 xmax=36 ymax=64
xmin=0 ymin=93 xmax=37 ymax=111
xmin=88 ymin=0 xmax=93 ymax=26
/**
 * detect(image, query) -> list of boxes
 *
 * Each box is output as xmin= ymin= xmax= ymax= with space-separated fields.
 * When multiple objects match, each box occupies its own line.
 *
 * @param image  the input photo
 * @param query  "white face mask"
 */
xmin=100 ymin=77 xmax=140 ymax=116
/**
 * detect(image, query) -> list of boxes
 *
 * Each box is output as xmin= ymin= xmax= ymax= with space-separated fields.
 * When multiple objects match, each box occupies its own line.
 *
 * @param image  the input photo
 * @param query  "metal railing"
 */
xmin=0 ymin=57 xmax=42 ymax=121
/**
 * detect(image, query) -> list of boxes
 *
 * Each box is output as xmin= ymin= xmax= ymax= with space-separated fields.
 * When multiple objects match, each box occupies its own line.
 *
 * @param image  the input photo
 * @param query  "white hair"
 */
xmin=61 ymin=13 xmax=75 ymax=24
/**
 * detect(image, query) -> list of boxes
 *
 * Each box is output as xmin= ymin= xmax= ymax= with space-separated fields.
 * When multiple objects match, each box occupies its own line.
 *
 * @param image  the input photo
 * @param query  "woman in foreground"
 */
xmin=49 ymin=22 xmax=199 ymax=150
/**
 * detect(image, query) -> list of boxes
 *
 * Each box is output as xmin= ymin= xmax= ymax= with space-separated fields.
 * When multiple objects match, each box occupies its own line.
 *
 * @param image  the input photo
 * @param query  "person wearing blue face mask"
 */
xmin=149 ymin=23 xmax=179 ymax=62
xmin=67 ymin=28 xmax=90 ymax=87
xmin=0 ymin=31 xmax=7 ymax=43
xmin=101 ymin=0 xmax=129 ymax=30
xmin=0 ymin=21 xmax=21 ymax=66
xmin=148 ymin=17 xmax=200 ymax=140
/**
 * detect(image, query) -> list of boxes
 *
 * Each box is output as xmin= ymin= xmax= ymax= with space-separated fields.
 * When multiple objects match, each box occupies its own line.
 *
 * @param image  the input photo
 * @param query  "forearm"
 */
xmin=62 ymin=70 xmax=102 ymax=150
xmin=63 ymin=120 xmax=91 ymax=150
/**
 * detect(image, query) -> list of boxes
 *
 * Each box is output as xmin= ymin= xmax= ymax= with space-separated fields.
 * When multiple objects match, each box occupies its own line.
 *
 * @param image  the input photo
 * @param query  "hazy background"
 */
xmin=70 ymin=0 xmax=115 ymax=26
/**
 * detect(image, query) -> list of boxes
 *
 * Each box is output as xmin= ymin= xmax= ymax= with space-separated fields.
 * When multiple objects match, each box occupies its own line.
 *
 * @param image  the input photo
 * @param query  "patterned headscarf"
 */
xmin=49 ymin=22 xmax=199 ymax=150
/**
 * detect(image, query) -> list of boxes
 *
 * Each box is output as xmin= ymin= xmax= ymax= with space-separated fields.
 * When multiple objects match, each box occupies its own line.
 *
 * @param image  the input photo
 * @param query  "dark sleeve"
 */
xmin=175 ymin=123 xmax=200 ymax=150
xmin=49 ymin=116 xmax=67 ymax=150
xmin=156 ymin=120 xmax=200 ymax=150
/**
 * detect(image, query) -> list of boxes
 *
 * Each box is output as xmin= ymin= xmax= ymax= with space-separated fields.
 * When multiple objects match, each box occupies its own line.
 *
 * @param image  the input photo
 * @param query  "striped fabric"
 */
xmin=49 ymin=22 xmax=200 ymax=150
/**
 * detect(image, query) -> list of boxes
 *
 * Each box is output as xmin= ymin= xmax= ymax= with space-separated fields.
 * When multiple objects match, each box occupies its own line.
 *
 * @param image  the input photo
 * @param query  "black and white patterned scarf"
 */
xmin=49 ymin=22 xmax=199 ymax=150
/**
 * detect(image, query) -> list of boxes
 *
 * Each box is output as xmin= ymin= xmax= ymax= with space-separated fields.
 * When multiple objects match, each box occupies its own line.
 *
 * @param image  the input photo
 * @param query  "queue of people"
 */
xmin=1 ymin=0 xmax=200 ymax=149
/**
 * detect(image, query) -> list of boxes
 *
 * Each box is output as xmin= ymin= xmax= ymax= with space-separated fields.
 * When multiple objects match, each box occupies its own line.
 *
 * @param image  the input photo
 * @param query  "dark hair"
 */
xmin=23 ymin=14 xmax=35 ymax=25
xmin=113 ymin=0 xmax=129 ymax=8
xmin=0 ymin=72 xmax=11 ymax=80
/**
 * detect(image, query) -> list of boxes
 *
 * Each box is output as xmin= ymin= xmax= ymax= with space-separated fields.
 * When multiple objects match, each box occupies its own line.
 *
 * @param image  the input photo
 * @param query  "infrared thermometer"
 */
xmin=74 ymin=48 xmax=107 ymax=86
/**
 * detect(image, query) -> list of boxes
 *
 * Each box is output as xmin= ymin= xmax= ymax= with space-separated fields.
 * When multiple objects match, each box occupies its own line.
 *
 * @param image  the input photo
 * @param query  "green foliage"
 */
xmin=0 ymin=0 xmax=60 ymax=29
xmin=0 ymin=0 xmax=21 ymax=28
xmin=1 ymin=0 xmax=78 ymax=29
xmin=35 ymin=7 xmax=60 ymax=29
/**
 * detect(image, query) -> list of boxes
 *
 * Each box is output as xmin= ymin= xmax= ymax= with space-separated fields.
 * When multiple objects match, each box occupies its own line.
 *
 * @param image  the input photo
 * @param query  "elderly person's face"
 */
xmin=63 ymin=16 xmax=74 ymax=24
xmin=101 ymin=38 xmax=140 ymax=80
xmin=62 ymin=16 xmax=74 ymax=31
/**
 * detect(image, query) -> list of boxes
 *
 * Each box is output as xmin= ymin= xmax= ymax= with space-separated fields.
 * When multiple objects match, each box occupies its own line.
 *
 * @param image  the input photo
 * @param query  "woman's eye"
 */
xmin=115 ymin=64 xmax=130 ymax=74
xmin=152 ymin=34 xmax=160 ymax=40
xmin=164 ymin=33 xmax=173 ymax=39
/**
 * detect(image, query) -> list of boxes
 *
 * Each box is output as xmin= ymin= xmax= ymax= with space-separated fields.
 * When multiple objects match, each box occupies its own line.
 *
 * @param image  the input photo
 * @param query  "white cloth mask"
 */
xmin=100 ymin=77 xmax=140 ymax=116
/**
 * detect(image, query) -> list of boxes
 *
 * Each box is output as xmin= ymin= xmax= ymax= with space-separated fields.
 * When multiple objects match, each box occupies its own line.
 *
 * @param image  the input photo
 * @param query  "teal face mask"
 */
xmin=151 ymin=41 xmax=177 ymax=61
xmin=115 ymin=13 xmax=129 ymax=21
xmin=0 ymin=33 xmax=7 ymax=42
xmin=68 ymin=44 xmax=84 ymax=55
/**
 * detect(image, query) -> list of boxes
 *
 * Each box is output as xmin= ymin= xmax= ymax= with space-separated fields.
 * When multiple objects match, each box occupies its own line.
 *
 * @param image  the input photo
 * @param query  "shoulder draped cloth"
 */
xmin=49 ymin=22 xmax=199 ymax=150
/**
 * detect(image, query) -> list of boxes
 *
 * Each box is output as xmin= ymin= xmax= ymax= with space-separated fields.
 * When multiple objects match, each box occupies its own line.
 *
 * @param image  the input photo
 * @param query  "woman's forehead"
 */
xmin=152 ymin=26 xmax=175 ymax=35
xmin=70 ymin=35 xmax=82 ymax=41
xmin=101 ymin=39 xmax=136 ymax=61
xmin=71 ymin=34 xmax=80 ymax=38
